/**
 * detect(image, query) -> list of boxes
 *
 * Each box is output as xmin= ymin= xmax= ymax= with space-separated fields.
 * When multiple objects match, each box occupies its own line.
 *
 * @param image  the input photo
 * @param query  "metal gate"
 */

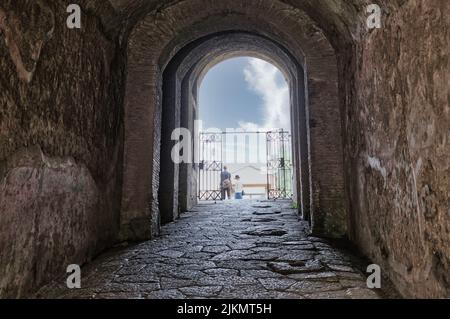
xmin=266 ymin=130 xmax=293 ymax=200
xmin=197 ymin=130 xmax=293 ymax=201
xmin=198 ymin=133 xmax=223 ymax=201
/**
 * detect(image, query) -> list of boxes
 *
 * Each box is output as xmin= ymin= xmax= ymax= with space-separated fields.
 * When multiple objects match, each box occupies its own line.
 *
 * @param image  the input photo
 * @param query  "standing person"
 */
xmin=220 ymin=166 xmax=232 ymax=200
xmin=234 ymin=175 xmax=244 ymax=200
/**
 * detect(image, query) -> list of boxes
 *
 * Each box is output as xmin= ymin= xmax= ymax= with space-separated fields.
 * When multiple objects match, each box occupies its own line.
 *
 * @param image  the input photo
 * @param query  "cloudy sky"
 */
xmin=199 ymin=57 xmax=290 ymax=132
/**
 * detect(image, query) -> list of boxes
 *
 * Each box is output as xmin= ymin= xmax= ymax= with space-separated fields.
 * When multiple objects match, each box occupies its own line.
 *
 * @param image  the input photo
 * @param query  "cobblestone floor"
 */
xmin=36 ymin=200 xmax=382 ymax=299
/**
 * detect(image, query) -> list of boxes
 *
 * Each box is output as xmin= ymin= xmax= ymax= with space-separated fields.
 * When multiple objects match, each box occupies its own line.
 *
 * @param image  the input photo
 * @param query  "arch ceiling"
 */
xmin=98 ymin=0 xmax=404 ymax=49
xmin=169 ymin=32 xmax=300 ymax=88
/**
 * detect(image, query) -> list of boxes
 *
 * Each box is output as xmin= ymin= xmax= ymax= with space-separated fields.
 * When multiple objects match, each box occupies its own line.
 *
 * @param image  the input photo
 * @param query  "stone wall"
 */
xmin=0 ymin=0 xmax=124 ymax=297
xmin=1 ymin=0 xmax=448 ymax=299
xmin=344 ymin=0 xmax=449 ymax=298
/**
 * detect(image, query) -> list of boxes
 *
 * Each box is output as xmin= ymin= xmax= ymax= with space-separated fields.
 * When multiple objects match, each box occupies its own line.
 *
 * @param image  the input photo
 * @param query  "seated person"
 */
xmin=234 ymin=175 xmax=244 ymax=200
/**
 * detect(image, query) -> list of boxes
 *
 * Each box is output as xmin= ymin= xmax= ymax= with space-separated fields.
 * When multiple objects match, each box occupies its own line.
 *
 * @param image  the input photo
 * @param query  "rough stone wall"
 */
xmin=0 ymin=0 xmax=124 ymax=297
xmin=2 ymin=0 xmax=446 ymax=299
xmin=344 ymin=0 xmax=450 ymax=298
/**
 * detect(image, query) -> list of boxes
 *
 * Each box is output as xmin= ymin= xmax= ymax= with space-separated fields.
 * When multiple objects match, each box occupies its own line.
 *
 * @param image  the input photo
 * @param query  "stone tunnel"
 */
xmin=0 ymin=0 xmax=448 ymax=298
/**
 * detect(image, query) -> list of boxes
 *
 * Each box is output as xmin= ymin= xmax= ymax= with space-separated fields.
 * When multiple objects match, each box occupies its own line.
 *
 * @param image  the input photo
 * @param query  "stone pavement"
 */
xmin=36 ymin=200 xmax=382 ymax=299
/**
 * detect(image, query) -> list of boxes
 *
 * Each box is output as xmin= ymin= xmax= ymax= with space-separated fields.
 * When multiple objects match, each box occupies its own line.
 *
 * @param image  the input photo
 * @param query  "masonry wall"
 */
xmin=1 ymin=0 xmax=447 ymax=299
xmin=307 ymin=45 xmax=347 ymax=238
xmin=0 ymin=1 xmax=124 ymax=297
xmin=344 ymin=0 xmax=450 ymax=298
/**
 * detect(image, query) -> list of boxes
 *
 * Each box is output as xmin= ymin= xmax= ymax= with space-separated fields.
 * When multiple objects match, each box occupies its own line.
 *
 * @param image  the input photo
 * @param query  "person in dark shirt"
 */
xmin=220 ymin=166 xmax=232 ymax=200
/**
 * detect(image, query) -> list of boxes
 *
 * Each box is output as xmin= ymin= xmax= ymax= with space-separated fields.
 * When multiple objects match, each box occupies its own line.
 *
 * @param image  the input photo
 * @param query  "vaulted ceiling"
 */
xmin=94 ymin=0 xmax=404 ymax=49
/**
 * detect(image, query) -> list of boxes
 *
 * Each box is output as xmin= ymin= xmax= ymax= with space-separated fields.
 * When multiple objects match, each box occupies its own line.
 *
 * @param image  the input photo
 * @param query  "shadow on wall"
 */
xmin=0 ymin=147 xmax=120 ymax=298
xmin=0 ymin=1 xmax=124 ymax=297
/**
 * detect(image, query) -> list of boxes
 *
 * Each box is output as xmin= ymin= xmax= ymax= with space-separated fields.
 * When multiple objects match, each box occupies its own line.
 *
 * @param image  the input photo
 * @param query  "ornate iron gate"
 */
xmin=198 ymin=133 xmax=223 ymax=200
xmin=197 ymin=130 xmax=293 ymax=201
xmin=266 ymin=130 xmax=293 ymax=200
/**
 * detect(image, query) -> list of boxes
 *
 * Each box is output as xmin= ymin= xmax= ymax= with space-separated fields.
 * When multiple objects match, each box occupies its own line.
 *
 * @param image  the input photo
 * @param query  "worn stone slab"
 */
xmin=36 ymin=201 xmax=382 ymax=299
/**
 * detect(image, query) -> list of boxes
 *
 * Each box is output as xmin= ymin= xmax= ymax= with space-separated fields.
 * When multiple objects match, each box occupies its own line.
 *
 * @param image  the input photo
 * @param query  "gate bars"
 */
xmin=198 ymin=130 xmax=293 ymax=201
xmin=198 ymin=133 xmax=223 ymax=201
xmin=266 ymin=129 xmax=294 ymax=200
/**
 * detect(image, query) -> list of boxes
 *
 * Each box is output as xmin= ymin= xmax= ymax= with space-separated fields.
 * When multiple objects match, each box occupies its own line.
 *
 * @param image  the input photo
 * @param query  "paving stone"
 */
xmin=160 ymin=277 xmax=195 ymax=289
xmin=288 ymin=272 xmax=338 ymax=281
xmin=198 ymin=275 xmax=259 ymax=286
xmin=204 ymin=268 xmax=239 ymax=276
xmin=227 ymin=242 xmax=258 ymax=250
xmin=252 ymin=218 xmax=278 ymax=223
xmin=161 ymin=268 xmax=204 ymax=280
xmin=184 ymin=261 xmax=217 ymax=271
xmin=345 ymin=287 xmax=380 ymax=299
xmin=146 ymin=289 xmax=186 ymax=299
xmin=218 ymin=285 xmax=277 ymax=299
xmin=243 ymin=228 xmax=287 ymax=237
xmin=327 ymin=264 xmax=355 ymax=272
xmin=243 ymin=251 xmax=281 ymax=261
xmin=179 ymin=286 xmax=223 ymax=297
xmin=183 ymin=252 xmax=216 ymax=260
xmin=183 ymin=245 xmax=204 ymax=253
xmin=212 ymin=250 xmax=253 ymax=261
xmin=304 ymin=290 xmax=351 ymax=299
xmin=277 ymin=251 xmax=316 ymax=262
xmin=37 ymin=200 xmax=382 ymax=299
xmin=240 ymin=269 xmax=284 ymax=279
xmin=294 ymin=244 xmax=316 ymax=250
xmin=113 ymin=273 xmax=159 ymax=283
xmin=214 ymin=260 xmax=265 ymax=270
xmin=251 ymin=246 xmax=279 ymax=252
xmin=258 ymin=278 xmax=297 ymax=291
xmin=335 ymin=271 xmax=366 ymax=280
xmin=252 ymin=211 xmax=282 ymax=216
xmin=288 ymin=280 xmax=344 ymax=294
xmin=93 ymin=292 xmax=146 ymax=299
xmin=339 ymin=279 xmax=368 ymax=289
xmin=267 ymin=259 xmax=325 ymax=275
xmin=156 ymin=250 xmax=185 ymax=258
xmin=116 ymin=264 xmax=147 ymax=276
xmin=269 ymin=292 xmax=305 ymax=299
xmin=202 ymin=245 xmax=231 ymax=254
xmin=101 ymin=282 xmax=161 ymax=293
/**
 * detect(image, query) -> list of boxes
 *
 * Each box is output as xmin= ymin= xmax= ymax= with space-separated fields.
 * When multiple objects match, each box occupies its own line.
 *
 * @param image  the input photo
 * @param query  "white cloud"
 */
xmin=237 ymin=121 xmax=262 ymax=132
xmin=243 ymin=58 xmax=290 ymax=131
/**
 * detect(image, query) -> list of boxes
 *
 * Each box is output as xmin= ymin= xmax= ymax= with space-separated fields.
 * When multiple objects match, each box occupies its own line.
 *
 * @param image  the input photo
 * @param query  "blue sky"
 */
xmin=199 ymin=57 xmax=290 ymax=131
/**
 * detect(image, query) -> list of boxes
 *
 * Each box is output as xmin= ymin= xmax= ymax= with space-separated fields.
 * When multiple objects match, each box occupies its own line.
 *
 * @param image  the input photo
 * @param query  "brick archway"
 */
xmin=160 ymin=32 xmax=309 ymax=227
xmin=120 ymin=1 xmax=346 ymax=241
